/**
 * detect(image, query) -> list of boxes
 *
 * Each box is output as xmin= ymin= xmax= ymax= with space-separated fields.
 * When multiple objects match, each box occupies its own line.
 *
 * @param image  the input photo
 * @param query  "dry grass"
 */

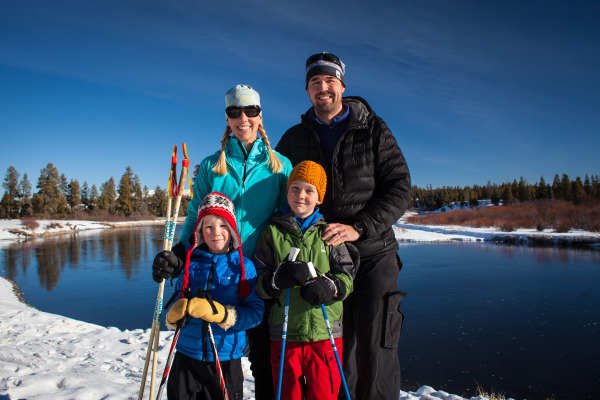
xmin=407 ymin=199 xmax=600 ymax=232
xmin=475 ymin=383 xmax=555 ymax=400
xmin=475 ymin=384 xmax=508 ymax=400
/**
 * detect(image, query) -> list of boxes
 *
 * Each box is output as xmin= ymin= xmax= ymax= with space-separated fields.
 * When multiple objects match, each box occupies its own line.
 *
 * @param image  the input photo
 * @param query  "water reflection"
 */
xmin=460 ymin=241 xmax=600 ymax=265
xmin=2 ymin=227 xmax=164 ymax=289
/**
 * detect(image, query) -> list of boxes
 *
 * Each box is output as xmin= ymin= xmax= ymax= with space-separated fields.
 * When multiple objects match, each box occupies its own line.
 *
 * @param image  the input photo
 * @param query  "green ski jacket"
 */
xmin=254 ymin=210 xmax=357 ymax=342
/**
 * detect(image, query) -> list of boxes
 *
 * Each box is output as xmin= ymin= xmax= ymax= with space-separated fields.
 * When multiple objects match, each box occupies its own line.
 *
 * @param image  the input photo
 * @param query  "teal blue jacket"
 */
xmin=179 ymin=138 xmax=292 ymax=258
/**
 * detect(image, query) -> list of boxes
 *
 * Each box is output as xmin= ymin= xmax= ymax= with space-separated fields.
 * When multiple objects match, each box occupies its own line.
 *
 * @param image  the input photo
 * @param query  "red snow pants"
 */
xmin=270 ymin=338 xmax=343 ymax=400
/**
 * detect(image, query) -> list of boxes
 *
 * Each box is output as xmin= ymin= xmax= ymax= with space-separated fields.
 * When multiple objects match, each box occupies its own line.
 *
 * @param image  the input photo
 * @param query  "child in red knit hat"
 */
xmin=163 ymin=192 xmax=264 ymax=399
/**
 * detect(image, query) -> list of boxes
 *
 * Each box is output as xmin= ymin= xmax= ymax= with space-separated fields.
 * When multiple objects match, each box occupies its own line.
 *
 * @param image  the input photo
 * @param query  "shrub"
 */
xmin=406 ymin=200 xmax=599 ymax=232
xmin=21 ymin=216 xmax=39 ymax=230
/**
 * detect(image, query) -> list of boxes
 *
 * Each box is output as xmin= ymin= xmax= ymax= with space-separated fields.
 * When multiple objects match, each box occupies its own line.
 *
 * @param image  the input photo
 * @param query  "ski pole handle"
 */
xmin=288 ymin=247 xmax=300 ymax=262
xmin=306 ymin=261 xmax=317 ymax=279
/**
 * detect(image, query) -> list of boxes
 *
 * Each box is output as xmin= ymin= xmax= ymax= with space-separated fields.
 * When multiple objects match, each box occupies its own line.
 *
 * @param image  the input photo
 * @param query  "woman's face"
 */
xmin=226 ymin=108 xmax=262 ymax=149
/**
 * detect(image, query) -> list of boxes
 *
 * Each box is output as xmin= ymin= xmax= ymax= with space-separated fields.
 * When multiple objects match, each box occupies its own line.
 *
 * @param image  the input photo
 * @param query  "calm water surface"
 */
xmin=1 ymin=228 xmax=599 ymax=400
xmin=397 ymin=242 xmax=600 ymax=400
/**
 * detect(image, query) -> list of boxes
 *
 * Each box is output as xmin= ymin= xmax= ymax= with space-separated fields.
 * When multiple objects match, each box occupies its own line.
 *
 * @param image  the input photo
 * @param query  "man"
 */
xmin=275 ymin=52 xmax=411 ymax=400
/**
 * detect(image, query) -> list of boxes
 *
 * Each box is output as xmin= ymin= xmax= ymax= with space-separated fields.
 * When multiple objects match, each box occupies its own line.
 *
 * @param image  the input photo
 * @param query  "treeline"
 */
xmin=412 ymin=173 xmax=600 ymax=209
xmin=0 ymin=163 xmax=189 ymax=220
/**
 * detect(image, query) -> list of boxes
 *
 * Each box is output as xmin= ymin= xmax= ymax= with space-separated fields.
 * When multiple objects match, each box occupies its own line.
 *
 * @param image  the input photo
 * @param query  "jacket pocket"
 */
xmin=381 ymin=290 xmax=408 ymax=349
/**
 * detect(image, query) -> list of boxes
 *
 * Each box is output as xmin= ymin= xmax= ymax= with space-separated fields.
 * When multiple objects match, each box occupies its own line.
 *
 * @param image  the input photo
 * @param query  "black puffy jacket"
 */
xmin=276 ymin=96 xmax=411 ymax=258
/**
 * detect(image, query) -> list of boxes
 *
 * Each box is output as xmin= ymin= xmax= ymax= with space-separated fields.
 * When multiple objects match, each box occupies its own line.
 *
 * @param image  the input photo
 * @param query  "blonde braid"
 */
xmin=211 ymin=126 xmax=232 ymax=175
xmin=258 ymin=125 xmax=283 ymax=173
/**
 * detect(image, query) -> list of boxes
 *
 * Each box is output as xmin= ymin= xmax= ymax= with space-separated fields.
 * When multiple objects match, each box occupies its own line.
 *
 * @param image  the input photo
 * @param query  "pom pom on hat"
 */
xmin=287 ymin=161 xmax=327 ymax=203
xmin=182 ymin=192 xmax=251 ymax=298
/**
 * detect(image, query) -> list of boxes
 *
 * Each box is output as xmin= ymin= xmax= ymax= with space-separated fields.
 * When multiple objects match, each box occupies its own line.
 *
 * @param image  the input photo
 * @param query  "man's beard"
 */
xmin=313 ymin=92 xmax=339 ymax=114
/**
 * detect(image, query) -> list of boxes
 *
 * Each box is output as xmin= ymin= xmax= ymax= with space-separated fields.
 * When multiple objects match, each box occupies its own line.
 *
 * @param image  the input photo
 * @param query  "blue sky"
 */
xmin=1 ymin=0 xmax=599 ymax=197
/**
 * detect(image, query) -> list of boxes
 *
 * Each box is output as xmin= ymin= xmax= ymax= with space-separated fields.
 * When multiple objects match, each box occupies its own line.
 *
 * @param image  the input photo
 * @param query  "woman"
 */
xmin=179 ymin=84 xmax=291 ymax=257
xmin=153 ymin=84 xmax=291 ymax=400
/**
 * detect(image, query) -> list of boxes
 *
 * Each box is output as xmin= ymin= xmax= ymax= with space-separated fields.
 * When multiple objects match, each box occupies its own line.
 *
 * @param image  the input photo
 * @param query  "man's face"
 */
xmin=306 ymin=74 xmax=345 ymax=116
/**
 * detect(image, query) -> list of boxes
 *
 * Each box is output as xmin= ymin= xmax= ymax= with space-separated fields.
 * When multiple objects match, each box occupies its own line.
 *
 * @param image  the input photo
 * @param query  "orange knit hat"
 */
xmin=286 ymin=160 xmax=327 ymax=202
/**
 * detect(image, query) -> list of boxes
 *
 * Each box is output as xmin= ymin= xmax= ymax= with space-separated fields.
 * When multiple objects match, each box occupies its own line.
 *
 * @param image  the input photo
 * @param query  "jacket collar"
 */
xmin=226 ymin=137 xmax=268 ymax=163
xmin=271 ymin=206 xmax=326 ymax=233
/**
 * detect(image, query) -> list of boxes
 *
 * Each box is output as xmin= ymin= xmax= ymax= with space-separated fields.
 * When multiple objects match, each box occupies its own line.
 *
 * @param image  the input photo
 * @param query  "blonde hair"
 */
xmin=211 ymin=124 xmax=283 ymax=176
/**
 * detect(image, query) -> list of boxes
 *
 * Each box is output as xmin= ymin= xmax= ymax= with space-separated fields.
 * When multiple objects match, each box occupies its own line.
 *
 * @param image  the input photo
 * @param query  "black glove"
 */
xmin=272 ymin=260 xmax=310 ymax=289
xmin=152 ymin=242 xmax=186 ymax=283
xmin=300 ymin=275 xmax=344 ymax=305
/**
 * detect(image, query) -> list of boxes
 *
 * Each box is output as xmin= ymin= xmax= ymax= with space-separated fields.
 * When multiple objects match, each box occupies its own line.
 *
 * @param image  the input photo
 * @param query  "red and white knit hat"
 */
xmin=182 ymin=192 xmax=251 ymax=298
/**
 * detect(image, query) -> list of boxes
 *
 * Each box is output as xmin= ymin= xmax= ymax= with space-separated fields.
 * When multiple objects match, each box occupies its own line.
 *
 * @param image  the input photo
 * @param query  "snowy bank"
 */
xmin=394 ymin=211 xmax=600 ymax=248
xmin=0 ymin=218 xmax=167 ymax=243
xmin=0 ymin=276 xmax=494 ymax=400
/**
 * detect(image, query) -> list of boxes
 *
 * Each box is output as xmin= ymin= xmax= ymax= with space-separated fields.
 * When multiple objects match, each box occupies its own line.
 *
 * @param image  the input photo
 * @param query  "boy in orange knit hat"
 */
xmin=254 ymin=160 xmax=358 ymax=400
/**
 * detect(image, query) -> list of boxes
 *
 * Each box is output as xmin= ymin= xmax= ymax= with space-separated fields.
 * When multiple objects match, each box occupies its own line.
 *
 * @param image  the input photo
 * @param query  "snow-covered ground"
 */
xmin=0 ymin=277 xmax=490 ymax=400
xmin=2 ymin=213 xmax=598 ymax=399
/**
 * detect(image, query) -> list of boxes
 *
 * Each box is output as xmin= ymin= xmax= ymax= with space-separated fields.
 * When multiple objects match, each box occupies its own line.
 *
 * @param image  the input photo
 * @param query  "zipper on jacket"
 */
xmin=236 ymin=140 xmax=249 ymax=189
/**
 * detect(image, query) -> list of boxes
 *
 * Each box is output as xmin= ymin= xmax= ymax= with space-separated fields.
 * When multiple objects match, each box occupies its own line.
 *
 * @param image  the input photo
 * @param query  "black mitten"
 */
xmin=300 ymin=275 xmax=342 ymax=305
xmin=272 ymin=260 xmax=310 ymax=289
xmin=152 ymin=242 xmax=186 ymax=283
xmin=261 ymin=273 xmax=282 ymax=298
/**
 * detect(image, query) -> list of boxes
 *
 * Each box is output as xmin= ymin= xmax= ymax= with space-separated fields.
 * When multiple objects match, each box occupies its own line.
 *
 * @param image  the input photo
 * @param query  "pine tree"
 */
xmin=19 ymin=173 xmax=33 ymax=217
xmin=133 ymin=173 xmax=147 ymax=215
xmin=491 ymin=187 xmax=501 ymax=205
xmin=502 ymin=185 xmax=513 ymax=204
xmin=81 ymin=182 xmax=90 ymax=211
xmin=560 ymin=174 xmax=571 ymax=201
xmin=551 ymin=174 xmax=561 ymax=200
xmin=67 ymin=179 xmax=82 ymax=210
xmin=33 ymin=163 xmax=69 ymax=215
xmin=90 ymin=184 xmax=99 ymax=211
xmin=571 ymin=176 xmax=586 ymax=203
xmin=511 ymin=179 xmax=519 ymax=202
xmin=1 ymin=166 xmax=20 ymax=218
xmin=148 ymin=186 xmax=168 ymax=216
xmin=537 ymin=175 xmax=549 ymax=199
xmin=60 ymin=174 xmax=69 ymax=198
xmin=97 ymin=177 xmax=116 ymax=213
xmin=115 ymin=167 xmax=135 ymax=216
xmin=518 ymin=176 xmax=530 ymax=202
xmin=583 ymin=174 xmax=592 ymax=195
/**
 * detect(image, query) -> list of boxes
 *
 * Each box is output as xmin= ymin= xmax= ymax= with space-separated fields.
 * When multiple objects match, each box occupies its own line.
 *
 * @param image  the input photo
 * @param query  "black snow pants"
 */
xmin=339 ymin=251 xmax=406 ymax=400
xmin=167 ymin=352 xmax=243 ymax=400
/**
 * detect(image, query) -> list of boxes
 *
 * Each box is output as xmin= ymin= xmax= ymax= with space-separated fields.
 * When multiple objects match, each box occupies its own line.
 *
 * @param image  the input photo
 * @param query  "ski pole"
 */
xmin=306 ymin=262 xmax=351 ymax=400
xmin=149 ymin=146 xmax=189 ymax=399
xmin=276 ymin=247 xmax=300 ymax=400
xmin=207 ymin=323 xmax=230 ymax=400
xmin=138 ymin=145 xmax=178 ymax=400
xmin=155 ymin=318 xmax=184 ymax=400
xmin=139 ymin=144 xmax=190 ymax=400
